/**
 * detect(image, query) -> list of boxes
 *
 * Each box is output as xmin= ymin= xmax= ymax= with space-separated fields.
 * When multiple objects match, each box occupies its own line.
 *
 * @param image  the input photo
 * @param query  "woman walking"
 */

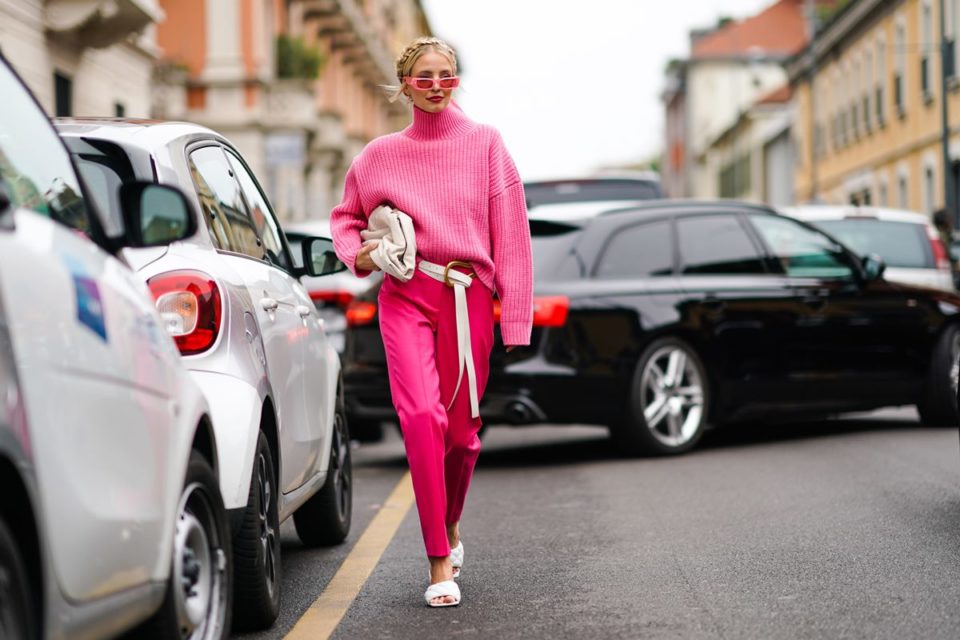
xmin=330 ymin=36 xmax=532 ymax=607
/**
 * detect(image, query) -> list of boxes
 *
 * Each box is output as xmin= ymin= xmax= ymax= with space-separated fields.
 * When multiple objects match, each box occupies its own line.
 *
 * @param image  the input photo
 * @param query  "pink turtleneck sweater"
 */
xmin=330 ymin=103 xmax=534 ymax=346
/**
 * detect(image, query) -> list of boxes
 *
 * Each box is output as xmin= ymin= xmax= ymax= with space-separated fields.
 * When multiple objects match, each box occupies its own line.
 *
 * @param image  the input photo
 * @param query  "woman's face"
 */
xmin=404 ymin=50 xmax=456 ymax=113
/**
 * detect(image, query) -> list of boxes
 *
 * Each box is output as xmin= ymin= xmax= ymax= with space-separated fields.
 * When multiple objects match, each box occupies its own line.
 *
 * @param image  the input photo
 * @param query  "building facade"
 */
xmin=155 ymin=0 xmax=431 ymax=222
xmin=0 ymin=0 xmax=161 ymax=118
xmin=662 ymin=0 xmax=811 ymax=199
xmin=791 ymin=0 xmax=960 ymax=215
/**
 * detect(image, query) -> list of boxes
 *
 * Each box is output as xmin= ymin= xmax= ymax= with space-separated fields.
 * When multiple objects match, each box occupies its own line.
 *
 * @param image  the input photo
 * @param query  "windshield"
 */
xmin=814 ymin=219 xmax=933 ymax=269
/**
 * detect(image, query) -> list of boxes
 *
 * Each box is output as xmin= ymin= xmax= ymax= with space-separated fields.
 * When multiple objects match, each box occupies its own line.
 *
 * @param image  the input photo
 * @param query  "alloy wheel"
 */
xmin=639 ymin=345 xmax=705 ymax=448
xmin=173 ymin=482 xmax=228 ymax=639
xmin=256 ymin=453 xmax=277 ymax=599
xmin=330 ymin=410 xmax=352 ymax=521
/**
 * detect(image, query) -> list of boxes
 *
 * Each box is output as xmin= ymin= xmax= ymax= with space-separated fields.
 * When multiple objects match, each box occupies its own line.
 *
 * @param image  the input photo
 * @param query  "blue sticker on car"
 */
xmin=73 ymin=274 xmax=107 ymax=341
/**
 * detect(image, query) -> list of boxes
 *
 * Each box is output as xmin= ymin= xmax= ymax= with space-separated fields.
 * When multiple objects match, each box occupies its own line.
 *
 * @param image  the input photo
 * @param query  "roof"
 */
xmin=53 ymin=117 xmax=224 ymax=150
xmin=756 ymin=83 xmax=794 ymax=105
xmin=781 ymin=205 xmax=934 ymax=226
xmin=692 ymin=0 xmax=808 ymax=59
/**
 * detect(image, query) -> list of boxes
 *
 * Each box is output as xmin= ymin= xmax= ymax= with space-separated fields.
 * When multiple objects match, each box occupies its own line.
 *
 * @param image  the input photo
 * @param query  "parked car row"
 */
xmin=341 ymin=184 xmax=960 ymax=456
xmin=0 ymin=54 xmax=351 ymax=639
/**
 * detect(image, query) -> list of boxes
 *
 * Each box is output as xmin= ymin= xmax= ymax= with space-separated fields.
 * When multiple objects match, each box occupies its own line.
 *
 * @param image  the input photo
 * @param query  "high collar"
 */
xmin=405 ymin=101 xmax=477 ymax=141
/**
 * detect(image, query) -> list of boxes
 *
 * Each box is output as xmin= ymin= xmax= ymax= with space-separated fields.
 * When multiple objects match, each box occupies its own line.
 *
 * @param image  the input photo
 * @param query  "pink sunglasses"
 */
xmin=404 ymin=76 xmax=460 ymax=91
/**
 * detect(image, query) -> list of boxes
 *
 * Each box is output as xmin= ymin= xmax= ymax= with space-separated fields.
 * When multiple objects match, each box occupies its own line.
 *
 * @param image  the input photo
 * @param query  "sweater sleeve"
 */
xmin=329 ymin=162 xmax=372 ymax=278
xmin=488 ymin=134 xmax=533 ymax=346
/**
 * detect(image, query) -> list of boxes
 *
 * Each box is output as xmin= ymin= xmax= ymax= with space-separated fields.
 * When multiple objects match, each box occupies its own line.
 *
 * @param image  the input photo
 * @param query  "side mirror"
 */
xmin=301 ymin=236 xmax=347 ymax=277
xmin=118 ymin=182 xmax=197 ymax=248
xmin=861 ymin=253 xmax=886 ymax=282
xmin=0 ymin=182 xmax=13 ymax=231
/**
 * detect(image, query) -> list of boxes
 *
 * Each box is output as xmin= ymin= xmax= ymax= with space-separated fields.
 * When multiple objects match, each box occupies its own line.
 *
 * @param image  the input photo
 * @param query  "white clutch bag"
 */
xmin=360 ymin=205 xmax=417 ymax=281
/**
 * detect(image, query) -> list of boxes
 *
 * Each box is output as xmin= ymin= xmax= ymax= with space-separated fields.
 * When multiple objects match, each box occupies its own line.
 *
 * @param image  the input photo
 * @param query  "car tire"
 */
xmin=0 ymin=518 xmax=38 ymax=640
xmin=917 ymin=323 xmax=960 ymax=426
xmin=294 ymin=385 xmax=353 ymax=547
xmin=347 ymin=417 xmax=383 ymax=443
xmin=612 ymin=336 xmax=709 ymax=456
xmin=124 ymin=451 xmax=232 ymax=640
xmin=232 ymin=432 xmax=281 ymax=631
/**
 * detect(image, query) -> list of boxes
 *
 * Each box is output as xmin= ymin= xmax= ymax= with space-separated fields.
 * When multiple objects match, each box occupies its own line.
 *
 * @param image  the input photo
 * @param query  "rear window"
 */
xmin=524 ymin=179 xmax=661 ymax=208
xmin=530 ymin=220 xmax=582 ymax=281
xmin=814 ymin=219 xmax=933 ymax=268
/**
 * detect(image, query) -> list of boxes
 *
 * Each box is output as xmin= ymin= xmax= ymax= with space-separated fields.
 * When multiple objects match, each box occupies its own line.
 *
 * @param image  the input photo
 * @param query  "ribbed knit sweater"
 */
xmin=330 ymin=103 xmax=534 ymax=346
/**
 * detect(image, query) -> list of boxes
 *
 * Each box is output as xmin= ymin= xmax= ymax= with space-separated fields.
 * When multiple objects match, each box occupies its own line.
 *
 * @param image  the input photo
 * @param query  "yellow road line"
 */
xmin=285 ymin=471 xmax=415 ymax=640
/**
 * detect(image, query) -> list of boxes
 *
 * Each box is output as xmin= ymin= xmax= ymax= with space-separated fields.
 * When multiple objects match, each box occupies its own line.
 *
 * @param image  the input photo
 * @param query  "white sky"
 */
xmin=419 ymin=0 xmax=775 ymax=180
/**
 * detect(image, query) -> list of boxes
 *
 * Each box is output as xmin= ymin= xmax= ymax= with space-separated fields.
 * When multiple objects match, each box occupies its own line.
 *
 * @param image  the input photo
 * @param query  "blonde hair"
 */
xmin=386 ymin=36 xmax=458 ymax=103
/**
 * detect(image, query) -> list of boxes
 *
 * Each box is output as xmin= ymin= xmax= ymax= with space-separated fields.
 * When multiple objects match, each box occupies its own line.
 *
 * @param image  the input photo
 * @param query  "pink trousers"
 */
xmin=378 ymin=266 xmax=493 ymax=558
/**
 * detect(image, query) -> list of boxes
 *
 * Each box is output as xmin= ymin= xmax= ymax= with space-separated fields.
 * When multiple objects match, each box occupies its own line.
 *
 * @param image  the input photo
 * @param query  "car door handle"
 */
xmin=260 ymin=297 xmax=279 ymax=312
xmin=297 ymin=305 xmax=313 ymax=318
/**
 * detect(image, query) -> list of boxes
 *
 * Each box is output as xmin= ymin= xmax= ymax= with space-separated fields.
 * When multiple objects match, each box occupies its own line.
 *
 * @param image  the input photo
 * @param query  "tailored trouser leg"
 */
xmin=378 ymin=269 xmax=493 ymax=558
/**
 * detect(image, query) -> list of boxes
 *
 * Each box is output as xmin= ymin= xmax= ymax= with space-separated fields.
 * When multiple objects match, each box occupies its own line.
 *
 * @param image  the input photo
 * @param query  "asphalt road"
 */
xmin=235 ymin=407 xmax=960 ymax=640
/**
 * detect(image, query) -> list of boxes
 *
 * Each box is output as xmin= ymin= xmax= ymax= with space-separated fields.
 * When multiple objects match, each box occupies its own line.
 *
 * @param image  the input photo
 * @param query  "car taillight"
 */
xmin=147 ymin=271 xmax=222 ymax=355
xmin=309 ymin=290 xmax=355 ymax=308
xmin=492 ymin=296 xmax=569 ymax=327
xmin=928 ymin=228 xmax=951 ymax=270
xmin=346 ymin=300 xmax=378 ymax=326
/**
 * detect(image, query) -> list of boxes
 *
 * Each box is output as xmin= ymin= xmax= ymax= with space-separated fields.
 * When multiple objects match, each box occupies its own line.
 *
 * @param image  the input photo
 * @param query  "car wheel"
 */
xmin=294 ymin=385 xmax=353 ymax=547
xmin=0 ymin=518 xmax=38 ymax=640
xmin=917 ymin=323 xmax=960 ymax=426
xmin=612 ymin=337 xmax=709 ymax=456
xmin=232 ymin=432 xmax=281 ymax=630
xmin=126 ymin=451 xmax=232 ymax=640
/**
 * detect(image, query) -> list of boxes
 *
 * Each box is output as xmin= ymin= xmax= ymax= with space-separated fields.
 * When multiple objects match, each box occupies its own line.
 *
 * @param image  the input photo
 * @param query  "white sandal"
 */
xmin=424 ymin=579 xmax=461 ymax=607
xmin=450 ymin=541 xmax=464 ymax=579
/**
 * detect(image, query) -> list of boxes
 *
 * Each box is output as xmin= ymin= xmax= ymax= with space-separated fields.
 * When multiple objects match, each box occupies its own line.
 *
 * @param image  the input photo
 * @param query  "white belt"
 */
xmin=418 ymin=260 xmax=480 ymax=419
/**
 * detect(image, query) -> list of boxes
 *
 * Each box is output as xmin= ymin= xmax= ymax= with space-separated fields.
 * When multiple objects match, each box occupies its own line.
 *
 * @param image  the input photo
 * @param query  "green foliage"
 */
xmin=276 ymin=35 xmax=325 ymax=80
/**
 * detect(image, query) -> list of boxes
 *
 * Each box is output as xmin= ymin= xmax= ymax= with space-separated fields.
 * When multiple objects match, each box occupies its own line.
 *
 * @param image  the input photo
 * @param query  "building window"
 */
xmin=876 ymin=36 xmax=887 ymax=125
xmin=924 ymin=164 xmax=936 ymax=212
xmin=864 ymin=48 xmax=873 ymax=132
xmin=852 ymin=58 xmax=860 ymax=139
xmin=114 ymin=102 xmax=126 ymax=117
xmin=922 ymin=1 xmax=934 ymax=100
xmin=895 ymin=20 xmax=907 ymax=116
xmin=899 ymin=172 xmax=909 ymax=209
xmin=54 ymin=71 xmax=72 ymax=117
xmin=879 ymin=177 xmax=889 ymax=206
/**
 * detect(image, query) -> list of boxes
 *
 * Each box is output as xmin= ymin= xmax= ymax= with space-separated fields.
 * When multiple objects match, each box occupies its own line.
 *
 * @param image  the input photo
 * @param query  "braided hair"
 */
xmin=386 ymin=36 xmax=458 ymax=103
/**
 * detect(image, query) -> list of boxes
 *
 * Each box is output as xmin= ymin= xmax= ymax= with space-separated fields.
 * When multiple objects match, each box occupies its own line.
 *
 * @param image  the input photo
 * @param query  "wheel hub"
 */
xmin=173 ymin=500 xmax=213 ymax=635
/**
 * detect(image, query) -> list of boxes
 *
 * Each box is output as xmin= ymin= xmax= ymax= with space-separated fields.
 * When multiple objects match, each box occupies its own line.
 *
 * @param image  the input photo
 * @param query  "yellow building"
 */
xmin=791 ymin=0 xmax=960 ymax=215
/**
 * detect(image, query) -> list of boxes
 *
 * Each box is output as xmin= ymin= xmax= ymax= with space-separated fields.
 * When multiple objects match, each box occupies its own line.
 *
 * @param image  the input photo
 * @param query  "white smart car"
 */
xmin=0 ymin=55 xmax=230 ymax=639
xmin=56 ymin=119 xmax=353 ymax=630
xmin=781 ymin=205 xmax=955 ymax=291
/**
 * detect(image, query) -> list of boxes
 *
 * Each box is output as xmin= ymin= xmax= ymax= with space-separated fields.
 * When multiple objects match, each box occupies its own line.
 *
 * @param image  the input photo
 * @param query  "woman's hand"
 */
xmin=355 ymin=241 xmax=381 ymax=272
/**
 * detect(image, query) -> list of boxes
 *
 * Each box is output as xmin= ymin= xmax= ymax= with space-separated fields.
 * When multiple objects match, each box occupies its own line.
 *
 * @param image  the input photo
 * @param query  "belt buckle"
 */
xmin=443 ymin=260 xmax=474 ymax=287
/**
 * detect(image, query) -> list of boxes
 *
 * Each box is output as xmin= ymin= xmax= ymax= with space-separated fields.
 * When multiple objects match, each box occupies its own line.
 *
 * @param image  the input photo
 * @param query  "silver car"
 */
xmin=56 ymin=119 xmax=353 ymax=631
xmin=2 ymin=56 xmax=230 ymax=639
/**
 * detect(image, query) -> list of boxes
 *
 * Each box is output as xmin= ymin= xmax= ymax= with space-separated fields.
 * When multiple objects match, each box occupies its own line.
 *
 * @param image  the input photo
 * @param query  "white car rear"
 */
xmin=781 ymin=205 xmax=954 ymax=291
xmin=56 ymin=119 xmax=353 ymax=632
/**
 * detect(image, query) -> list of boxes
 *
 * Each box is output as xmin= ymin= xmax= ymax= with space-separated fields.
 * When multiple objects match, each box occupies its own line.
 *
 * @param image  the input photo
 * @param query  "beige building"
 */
xmin=790 ymin=0 xmax=960 ymax=214
xmin=155 ymin=0 xmax=432 ymax=222
xmin=0 ymin=0 xmax=162 ymax=118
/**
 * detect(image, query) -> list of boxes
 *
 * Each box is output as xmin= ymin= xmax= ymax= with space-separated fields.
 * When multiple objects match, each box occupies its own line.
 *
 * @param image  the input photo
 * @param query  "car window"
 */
xmin=676 ymin=214 xmax=767 ymax=275
xmin=224 ymin=149 xmax=291 ymax=272
xmin=750 ymin=214 xmax=854 ymax=279
xmin=188 ymin=145 xmax=261 ymax=258
xmin=812 ymin=219 xmax=933 ymax=269
xmin=67 ymin=138 xmax=135 ymax=237
xmin=595 ymin=219 xmax=673 ymax=279
xmin=0 ymin=62 xmax=93 ymax=235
